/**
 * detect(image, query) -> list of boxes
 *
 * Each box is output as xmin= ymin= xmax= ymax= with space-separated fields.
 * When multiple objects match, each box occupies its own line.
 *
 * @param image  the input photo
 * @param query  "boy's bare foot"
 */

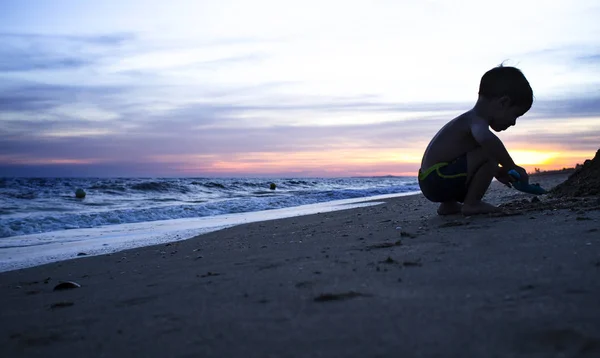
xmin=462 ymin=201 xmax=501 ymax=216
xmin=437 ymin=201 xmax=463 ymax=215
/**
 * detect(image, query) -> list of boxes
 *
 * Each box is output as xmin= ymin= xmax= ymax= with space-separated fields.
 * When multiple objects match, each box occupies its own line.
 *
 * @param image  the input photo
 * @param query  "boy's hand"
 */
xmin=512 ymin=165 xmax=529 ymax=183
xmin=495 ymin=166 xmax=513 ymax=187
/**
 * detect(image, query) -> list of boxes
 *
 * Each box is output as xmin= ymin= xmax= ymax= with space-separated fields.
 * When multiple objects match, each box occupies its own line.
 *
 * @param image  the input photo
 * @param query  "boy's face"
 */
xmin=489 ymin=96 xmax=527 ymax=132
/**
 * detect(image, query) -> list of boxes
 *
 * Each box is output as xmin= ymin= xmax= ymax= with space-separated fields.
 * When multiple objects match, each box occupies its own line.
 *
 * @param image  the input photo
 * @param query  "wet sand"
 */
xmin=1 ymin=173 xmax=599 ymax=358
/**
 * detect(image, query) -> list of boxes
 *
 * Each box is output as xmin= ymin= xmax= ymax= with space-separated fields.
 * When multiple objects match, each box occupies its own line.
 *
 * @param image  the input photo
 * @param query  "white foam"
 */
xmin=0 ymin=192 xmax=417 ymax=272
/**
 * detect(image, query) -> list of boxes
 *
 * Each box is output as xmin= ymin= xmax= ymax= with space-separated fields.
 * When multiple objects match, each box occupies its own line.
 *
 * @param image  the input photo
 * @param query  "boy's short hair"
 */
xmin=478 ymin=65 xmax=533 ymax=113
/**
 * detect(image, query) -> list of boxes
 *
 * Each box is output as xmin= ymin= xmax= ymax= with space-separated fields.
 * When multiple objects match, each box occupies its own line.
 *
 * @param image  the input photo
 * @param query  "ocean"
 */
xmin=0 ymin=176 xmax=419 ymax=271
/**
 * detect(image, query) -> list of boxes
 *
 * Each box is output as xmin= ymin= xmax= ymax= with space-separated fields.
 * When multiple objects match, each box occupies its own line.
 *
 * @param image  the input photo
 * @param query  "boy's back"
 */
xmin=421 ymin=112 xmax=480 ymax=170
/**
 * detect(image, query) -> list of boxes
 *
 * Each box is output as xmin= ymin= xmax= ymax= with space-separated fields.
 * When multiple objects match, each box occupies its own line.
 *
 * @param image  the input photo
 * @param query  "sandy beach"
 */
xmin=1 ymin=173 xmax=599 ymax=358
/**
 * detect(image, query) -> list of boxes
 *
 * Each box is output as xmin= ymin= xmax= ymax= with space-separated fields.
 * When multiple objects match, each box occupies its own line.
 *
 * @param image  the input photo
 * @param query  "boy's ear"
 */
xmin=498 ymin=95 xmax=512 ymax=108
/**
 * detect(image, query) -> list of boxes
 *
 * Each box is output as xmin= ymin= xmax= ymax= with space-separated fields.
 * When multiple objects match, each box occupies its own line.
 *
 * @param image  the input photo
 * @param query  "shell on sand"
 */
xmin=53 ymin=281 xmax=81 ymax=291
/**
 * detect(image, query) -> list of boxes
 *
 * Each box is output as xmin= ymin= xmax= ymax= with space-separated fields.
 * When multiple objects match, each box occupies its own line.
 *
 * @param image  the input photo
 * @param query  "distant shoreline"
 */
xmin=530 ymin=168 xmax=576 ymax=176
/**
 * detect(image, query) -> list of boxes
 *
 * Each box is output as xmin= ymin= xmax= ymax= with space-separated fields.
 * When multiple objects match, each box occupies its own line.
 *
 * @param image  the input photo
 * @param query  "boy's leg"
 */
xmin=462 ymin=148 xmax=502 ymax=215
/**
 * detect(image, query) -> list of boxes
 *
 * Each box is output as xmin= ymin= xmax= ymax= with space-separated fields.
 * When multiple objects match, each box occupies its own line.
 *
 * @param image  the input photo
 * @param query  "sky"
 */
xmin=0 ymin=0 xmax=599 ymax=177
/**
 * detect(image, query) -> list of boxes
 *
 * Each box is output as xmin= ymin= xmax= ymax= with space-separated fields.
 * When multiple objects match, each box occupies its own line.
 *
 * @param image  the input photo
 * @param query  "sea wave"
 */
xmin=0 ymin=177 xmax=418 ymax=238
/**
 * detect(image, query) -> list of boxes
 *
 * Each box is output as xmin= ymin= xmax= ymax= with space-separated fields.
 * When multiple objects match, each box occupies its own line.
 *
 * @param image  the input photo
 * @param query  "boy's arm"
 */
xmin=469 ymin=117 xmax=529 ymax=183
xmin=469 ymin=117 xmax=516 ymax=169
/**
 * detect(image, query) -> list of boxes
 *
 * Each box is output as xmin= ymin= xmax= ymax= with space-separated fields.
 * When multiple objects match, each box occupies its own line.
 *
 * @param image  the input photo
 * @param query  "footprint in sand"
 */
xmin=313 ymin=291 xmax=371 ymax=302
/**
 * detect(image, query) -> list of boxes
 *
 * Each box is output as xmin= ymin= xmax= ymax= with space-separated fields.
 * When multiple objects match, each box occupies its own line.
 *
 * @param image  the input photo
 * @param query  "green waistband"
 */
xmin=418 ymin=162 xmax=468 ymax=180
xmin=419 ymin=162 xmax=446 ymax=180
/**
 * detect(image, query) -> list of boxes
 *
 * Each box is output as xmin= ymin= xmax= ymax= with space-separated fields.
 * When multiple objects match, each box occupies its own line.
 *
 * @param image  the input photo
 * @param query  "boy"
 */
xmin=418 ymin=65 xmax=533 ymax=216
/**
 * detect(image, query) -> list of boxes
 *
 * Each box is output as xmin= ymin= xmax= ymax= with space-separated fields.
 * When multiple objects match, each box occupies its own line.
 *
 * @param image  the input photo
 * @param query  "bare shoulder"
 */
xmin=463 ymin=110 xmax=487 ymax=127
xmin=444 ymin=110 xmax=477 ymax=135
xmin=464 ymin=110 xmax=495 ymax=142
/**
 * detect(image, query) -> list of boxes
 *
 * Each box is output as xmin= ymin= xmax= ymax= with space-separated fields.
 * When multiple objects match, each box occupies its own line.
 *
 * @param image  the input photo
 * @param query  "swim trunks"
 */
xmin=418 ymin=154 xmax=469 ymax=203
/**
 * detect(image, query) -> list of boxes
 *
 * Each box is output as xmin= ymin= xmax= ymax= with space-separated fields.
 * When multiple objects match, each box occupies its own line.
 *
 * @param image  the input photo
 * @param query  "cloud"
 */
xmin=1 ymin=33 xmax=599 ymax=177
xmin=2 ymin=80 xmax=600 ymax=146
xmin=0 ymin=32 xmax=134 ymax=45
xmin=506 ymin=130 xmax=600 ymax=152
xmin=576 ymin=53 xmax=600 ymax=64
xmin=0 ymin=107 xmax=438 ymax=164
xmin=527 ymin=96 xmax=600 ymax=119
xmin=0 ymin=32 xmax=133 ymax=73
xmin=0 ymin=56 xmax=90 ymax=72
xmin=0 ymin=162 xmax=169 ymax=177
xmin=0 ymin=106 xmax=597 ymax=178
xmin=2 ymin=76 xmax=600 ymax=121
xmin=0 ymin=94 xmax=56 ymax=112
xmin=0 ymin=83 xmax=129 ymax=115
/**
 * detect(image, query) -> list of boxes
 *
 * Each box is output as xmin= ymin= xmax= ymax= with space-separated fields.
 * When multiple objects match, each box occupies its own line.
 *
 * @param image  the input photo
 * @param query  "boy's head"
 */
xmin=478 ymin=65 xmax=533 ymax=132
